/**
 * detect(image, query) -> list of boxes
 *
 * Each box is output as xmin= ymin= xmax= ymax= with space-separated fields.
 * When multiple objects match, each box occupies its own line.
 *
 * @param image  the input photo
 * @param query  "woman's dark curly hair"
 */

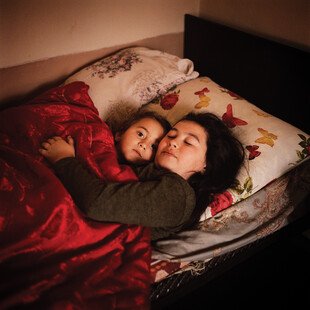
xmin=184 ymin=112 xmax=245 ymax=228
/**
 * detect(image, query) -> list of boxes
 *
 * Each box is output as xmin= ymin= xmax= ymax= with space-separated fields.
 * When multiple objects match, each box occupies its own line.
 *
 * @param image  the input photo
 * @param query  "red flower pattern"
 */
xmin=160 ymin=92 xmax=179 ymax=110
xmin=209 ymin=191 xmax=234 ymax=216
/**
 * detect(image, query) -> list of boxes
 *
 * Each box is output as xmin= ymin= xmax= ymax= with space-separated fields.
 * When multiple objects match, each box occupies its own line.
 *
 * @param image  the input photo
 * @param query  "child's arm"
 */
xmin=39 ymin=136 xmax=195 ymax=235
xmin=47 ymin=157 xmax=195 ymax=230
xmin=39 ymin=136 xmax=75 ymax=164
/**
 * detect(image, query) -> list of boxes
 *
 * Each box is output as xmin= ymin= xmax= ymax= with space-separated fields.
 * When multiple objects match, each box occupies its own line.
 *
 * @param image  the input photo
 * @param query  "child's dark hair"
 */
xmin=116 ymin=110 xmax=171 ymax=135
xmin=185 ymin=112 xmax=245 ymax=228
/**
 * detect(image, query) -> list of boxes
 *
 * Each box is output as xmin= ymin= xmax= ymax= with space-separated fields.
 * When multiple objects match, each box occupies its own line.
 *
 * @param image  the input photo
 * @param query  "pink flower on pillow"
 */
xmin=160 ymin=92 xmax=179 ymax=110
xmin=209 ymin=191 xmax=233 ymax=216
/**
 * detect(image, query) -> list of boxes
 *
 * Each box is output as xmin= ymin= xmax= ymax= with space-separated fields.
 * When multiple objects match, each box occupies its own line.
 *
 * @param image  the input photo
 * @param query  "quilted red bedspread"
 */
xmin=0 ymin=82 xmax=151 ymax=309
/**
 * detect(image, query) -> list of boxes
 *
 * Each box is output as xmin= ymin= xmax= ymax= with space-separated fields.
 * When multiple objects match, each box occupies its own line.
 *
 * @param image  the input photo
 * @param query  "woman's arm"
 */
xmin=54 ymin=158 xmax=195 ymax=228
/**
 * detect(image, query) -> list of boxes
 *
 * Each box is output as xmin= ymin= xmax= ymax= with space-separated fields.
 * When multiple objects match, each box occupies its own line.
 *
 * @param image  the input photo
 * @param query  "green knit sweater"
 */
xmin=54 ymin=158 xmax=196 ymax=240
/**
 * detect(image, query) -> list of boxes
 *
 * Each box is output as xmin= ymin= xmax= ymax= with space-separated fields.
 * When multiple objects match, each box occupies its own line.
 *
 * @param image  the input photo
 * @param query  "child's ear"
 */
xmin=115 ymin=132 xmax=121 ymax=142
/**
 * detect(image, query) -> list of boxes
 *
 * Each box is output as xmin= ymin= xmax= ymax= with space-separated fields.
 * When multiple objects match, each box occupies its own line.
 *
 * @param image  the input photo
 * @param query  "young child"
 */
xmin=114 ymin=111 xmax=171 ymax=165
xmin=40 ymin=110 xmax=171 ymax=166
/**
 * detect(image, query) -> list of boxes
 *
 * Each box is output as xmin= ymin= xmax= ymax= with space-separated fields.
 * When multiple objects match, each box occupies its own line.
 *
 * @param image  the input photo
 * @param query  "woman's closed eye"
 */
xmin=167 ymin=134 xmax=194 ymax=146
xmin=167 ymin=134 xmax=177 ymax=139
xmin=184 ymin=137 xmax=198 ymax=146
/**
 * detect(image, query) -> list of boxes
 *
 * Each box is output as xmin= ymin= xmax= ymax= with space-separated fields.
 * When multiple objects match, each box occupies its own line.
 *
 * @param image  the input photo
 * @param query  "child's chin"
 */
xmin=132 ymin=157 xmax=151 ymax=165
xmin=134 ymin=160 xmax=148 ymax=165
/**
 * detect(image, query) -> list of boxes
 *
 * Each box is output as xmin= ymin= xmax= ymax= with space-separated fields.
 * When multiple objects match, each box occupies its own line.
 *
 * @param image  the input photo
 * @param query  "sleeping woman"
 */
xmin=40 ymin=112 xmax=245 ymax=240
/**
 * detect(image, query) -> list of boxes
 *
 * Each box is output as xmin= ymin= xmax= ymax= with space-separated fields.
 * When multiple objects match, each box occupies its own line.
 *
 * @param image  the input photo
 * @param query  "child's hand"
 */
xmin=39 ymin=136 xmax=75 ymax=164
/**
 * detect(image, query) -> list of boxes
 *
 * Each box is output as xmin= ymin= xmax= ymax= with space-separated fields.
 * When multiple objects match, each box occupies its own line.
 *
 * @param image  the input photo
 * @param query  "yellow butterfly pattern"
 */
xmin=253 ymin=109 xmax=270 ymax=117
xmin=195 ymin=95 xmax=211 ymax=109
xmin=255 ymin=128 xmax=278 ymax=147
xmin=194 ymin=87 xmax=211 ymax=109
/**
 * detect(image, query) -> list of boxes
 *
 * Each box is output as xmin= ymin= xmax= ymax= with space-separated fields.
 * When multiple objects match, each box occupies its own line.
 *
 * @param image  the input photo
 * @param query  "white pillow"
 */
xmin=142 ymin=77 xmax=309 ymax=220
xmin=65 ymin=47 xmax=199 ymax=120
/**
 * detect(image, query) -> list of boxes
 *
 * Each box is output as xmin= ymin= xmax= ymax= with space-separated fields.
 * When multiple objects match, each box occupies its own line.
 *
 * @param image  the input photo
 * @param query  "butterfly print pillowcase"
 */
xmin=143 ymin=77 xmax=309 ymax=218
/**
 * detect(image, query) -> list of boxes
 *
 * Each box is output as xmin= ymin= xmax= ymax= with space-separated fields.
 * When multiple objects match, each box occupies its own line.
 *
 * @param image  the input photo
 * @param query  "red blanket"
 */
xmin=0 ymin=82 xmax=151 ymax=309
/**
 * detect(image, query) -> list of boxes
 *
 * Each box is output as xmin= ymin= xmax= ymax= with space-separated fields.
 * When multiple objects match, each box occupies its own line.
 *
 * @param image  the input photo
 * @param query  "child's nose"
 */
xmin=138 ymin=142 xmax=146 ymax=150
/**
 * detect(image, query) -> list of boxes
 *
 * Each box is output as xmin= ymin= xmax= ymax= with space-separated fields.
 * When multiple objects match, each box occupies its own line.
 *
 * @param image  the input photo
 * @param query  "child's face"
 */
xmin=116 ymin=117 xmax=166 ymax=164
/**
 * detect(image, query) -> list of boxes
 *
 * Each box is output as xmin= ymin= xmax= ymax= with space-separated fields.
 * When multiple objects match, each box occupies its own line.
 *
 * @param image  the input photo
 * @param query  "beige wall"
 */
xmin=2 ymin=0 xmax=308 ymax=69
xmin=1 ymin=0 xmax=308 ymax=104
xmin=0 ymin=0 xmax=199 ymax=68
xmin=199 ymin=0 xmax=310 ymax=50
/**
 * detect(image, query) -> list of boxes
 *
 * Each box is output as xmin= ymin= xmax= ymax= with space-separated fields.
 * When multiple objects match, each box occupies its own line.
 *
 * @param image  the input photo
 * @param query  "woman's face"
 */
xmin=155 ymin=120 xmax=207 ymax=180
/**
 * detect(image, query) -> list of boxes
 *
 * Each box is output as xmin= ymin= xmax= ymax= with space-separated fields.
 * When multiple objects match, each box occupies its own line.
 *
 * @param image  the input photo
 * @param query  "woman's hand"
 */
xmin=39 ymin=136 xmax=75 ymax=164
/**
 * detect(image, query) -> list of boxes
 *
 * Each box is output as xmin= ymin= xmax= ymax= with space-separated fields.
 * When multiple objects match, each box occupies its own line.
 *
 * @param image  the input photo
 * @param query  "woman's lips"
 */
xmin=161 ymin=150 xmax=177 ymax=158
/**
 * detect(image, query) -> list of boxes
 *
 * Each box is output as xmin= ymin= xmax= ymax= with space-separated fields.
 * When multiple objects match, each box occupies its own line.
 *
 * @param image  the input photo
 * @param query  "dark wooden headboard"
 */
xmin=184 ymin=14 xmax=309 ymax=133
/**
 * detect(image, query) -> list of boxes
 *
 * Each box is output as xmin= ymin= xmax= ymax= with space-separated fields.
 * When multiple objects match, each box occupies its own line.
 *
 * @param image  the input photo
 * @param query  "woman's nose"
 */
xmin=168 ymin=140 xmax=177 ymax=148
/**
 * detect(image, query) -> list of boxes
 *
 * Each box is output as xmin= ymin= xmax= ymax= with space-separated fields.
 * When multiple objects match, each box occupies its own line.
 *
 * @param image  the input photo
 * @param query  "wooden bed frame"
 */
xmin=184 ymin=14 xmax=309 ymax=134
xmin=150 ymin=14 xmax=309 ymax=309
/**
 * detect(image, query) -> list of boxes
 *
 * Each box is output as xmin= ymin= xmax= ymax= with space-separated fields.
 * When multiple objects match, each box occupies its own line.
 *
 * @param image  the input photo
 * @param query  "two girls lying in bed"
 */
xmin=40 ymin=112 xmax=244 ymax=241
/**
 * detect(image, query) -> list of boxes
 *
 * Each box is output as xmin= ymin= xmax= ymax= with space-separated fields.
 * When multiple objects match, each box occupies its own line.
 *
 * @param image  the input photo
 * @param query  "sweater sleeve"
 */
xmin=53 ymin=157 xmax=195 ymax=228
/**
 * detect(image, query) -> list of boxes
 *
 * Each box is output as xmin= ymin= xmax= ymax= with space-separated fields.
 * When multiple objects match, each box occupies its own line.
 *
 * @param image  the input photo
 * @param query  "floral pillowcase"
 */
xmin=65 ymin=47 xmax=198 ymax=121
xmin=142 ymin=77 xmax=309 ymax=220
